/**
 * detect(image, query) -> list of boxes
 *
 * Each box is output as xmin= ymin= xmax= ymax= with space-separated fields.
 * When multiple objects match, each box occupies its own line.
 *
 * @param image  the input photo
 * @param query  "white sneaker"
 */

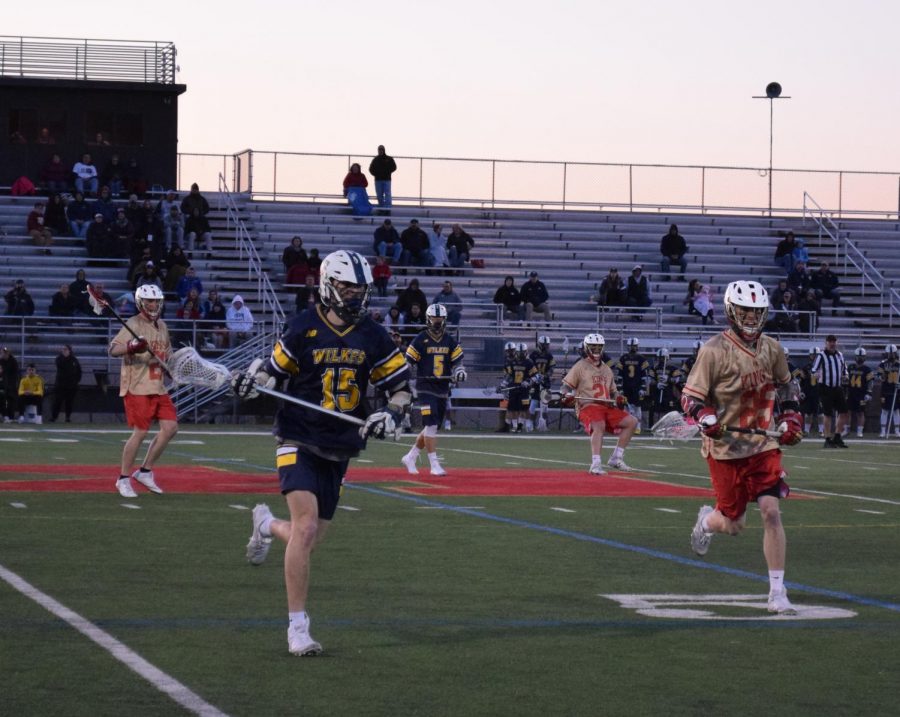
xmin=246 ymin=504 xmax=273 ymax=566
xmin=35 ymin=416 xmax=42 ymax=425
xmin=880 ymin=431 xmax=887 ymax=438
xmin=443 ymin=420 xmax=452 ymax=431
xmin=589 ymin=460 xmax=605 ymax=475
xmin=607 ymin=457 xmax=632 ymax=471
xmin=132 ymin=469 xmax=163 ymax=494
xmin=767 ymin=589 xmax=798 ymax=615
xmin=287 ymin=619 xmax=323 ymax=656
xmin=401 ymin=453 xmax=419 ymax=475
xmin=2 ymin=417 xmax=10 ymax=424
xmin=430 ymin=462 xmax=446 ymax=476
xmin=690 ymin=505 xmax=714 ymax=556
xmin=116 ymin=477 xmax=138 ymax=498
xmin=17 ymin=416 xmax=24 ymax=424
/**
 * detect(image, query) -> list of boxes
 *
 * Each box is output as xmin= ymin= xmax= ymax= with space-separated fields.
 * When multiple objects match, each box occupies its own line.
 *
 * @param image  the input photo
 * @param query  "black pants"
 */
xmin=52 ymin=387 xmax=78 ymax=421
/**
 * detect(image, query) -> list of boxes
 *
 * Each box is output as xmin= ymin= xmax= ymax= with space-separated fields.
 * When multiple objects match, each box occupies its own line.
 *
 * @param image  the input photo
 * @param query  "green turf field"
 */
xmin=1 ymin=425 xmax=898 ymax=716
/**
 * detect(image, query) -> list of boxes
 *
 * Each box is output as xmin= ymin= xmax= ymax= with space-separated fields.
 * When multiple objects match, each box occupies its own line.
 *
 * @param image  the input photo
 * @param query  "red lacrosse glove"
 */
xmin=775 ymin=411 xmax=803 ymax=446
xmin=560 ymin=392 xmax=576 ymax=408
xmin=615 ymin=394 xmax=628 ymax=409
xmin=696 ymin=406 xmax=724 ymax=439
xmin=127 ymin=337 xmax=149 ymax=355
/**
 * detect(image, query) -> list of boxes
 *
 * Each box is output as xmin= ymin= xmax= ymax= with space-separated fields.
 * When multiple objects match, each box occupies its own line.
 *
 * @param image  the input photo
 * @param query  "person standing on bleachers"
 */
xmin=369 ymin=145 xmax=397 ymax=210
xmin=659 ymin=224 xmax=688 ymax=281
xmin=373 ymin=219 xmax=402 ymax=263
xmin=522 ymin=271 xmax=552 ymax=324
xmin=27 ymin=201 xmax=53 ymax=254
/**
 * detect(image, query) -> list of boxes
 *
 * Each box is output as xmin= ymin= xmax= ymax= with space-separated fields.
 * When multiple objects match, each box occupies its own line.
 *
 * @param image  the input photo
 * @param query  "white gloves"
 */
xmin=231 ymin=358 xmax=276 ymax=400
xmin=359 ymin=408 xmax=402 ymax=441
xmin=453 ymin=365 xmax=467 ymax=382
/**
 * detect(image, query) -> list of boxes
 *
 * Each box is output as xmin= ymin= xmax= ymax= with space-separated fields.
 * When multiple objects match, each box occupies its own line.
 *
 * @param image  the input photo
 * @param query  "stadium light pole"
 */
xmin=752 ymin=82 xmax=791 ymax=216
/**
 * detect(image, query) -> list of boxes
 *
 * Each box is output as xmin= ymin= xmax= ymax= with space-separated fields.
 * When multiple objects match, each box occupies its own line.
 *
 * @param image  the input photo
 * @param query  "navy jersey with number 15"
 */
xmin=267 ymin=305 xmax=409 ymax=457
xmin=405 ymin=330 xmax=464 ymax=397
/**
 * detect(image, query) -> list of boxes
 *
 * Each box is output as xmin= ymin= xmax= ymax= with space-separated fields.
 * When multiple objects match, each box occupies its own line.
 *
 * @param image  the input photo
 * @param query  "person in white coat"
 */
xmin=226 ymin=294 xmax=255 ymax=346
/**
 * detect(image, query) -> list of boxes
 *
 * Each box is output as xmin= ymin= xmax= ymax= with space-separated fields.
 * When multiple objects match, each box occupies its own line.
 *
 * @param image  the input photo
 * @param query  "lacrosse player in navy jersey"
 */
xmin=401 ymin=303 xmax=466 ymax=475
xmin=527 ymin=336 xmax=556 ymax=432
xmin=502 ymin=341 xmax=537 ymax=433
xmin=615 ymin=337 xmax=650 ymax=429
xmin=232 ymin=249 xmax=411 ymax=657
xmin=847 ymin=347 xmax=874 ymax=438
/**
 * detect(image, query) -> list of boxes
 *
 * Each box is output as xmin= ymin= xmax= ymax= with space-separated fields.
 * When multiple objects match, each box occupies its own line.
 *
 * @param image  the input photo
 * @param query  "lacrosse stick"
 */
xmin=541 ymin=389 xmax=616 ymax=407
xmin=167 ymin=347 xmax=365 ymax=427
xmin=650 ymin=410 xmax=784 ymax=440
xmin=86 ymin=283 xmax=173 ymax=377
xmin=482 ymin=385 xmax=516 ymax=396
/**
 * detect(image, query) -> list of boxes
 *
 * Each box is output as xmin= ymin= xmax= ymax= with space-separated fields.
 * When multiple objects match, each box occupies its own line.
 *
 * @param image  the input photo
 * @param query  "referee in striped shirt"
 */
xmin=812 ymin=334 xmax=849 ymax=447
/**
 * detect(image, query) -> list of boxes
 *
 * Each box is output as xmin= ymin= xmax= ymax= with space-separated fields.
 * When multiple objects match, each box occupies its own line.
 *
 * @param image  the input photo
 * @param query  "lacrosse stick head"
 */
xmin=167 ymin=347 xmax=231 ymax=389
xmin=86 ymin=283 xmax=110 ymax=316
xmin=650 ymin=411 xmax=700 ymax=441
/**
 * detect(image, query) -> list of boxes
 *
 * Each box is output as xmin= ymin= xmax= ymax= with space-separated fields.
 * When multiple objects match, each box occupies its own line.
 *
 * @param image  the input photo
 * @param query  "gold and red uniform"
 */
xmin=562 ymin=358 xmax=630 ymax=435
xmin=111 ymin=314 xmax=175 ymax=429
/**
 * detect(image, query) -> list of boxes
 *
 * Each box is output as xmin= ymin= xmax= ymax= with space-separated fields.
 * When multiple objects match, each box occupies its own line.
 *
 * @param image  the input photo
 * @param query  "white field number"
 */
xmin=600 ymin=594 xmax=857 ymax=620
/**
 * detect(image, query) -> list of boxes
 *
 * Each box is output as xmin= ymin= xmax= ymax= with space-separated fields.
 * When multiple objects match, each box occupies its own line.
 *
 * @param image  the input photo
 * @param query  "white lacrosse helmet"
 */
xmin=537 ymin=335 xmax=550 ymax=352
xmin=425 ymin=303 xmax=447 ymax=338
xmin=135 ymin=283 xmax=164 ymax=320
xmin=724 ymin=280 xmax=769 ymax=342
xmin=809 ymin=346 xmax=821 ymax=357
xmin=504 ymin=341 xmax=517 ymax=359
xmin=656 ymin=347 xmax=670 ymax=359
xmin=319 ymin=249 xmax=373 ymax=324
xmin=854 ymin=347 xmax=866 ymax=357
xmin=583 ymin=333 xmax=605 ymax=364
xmin=626 ymin=337 xmax=640 ymax=351
xmin=516 ymin=341 xmax=528 ymax=358
xmin=885 ymin=344 xmax=898 ymax=359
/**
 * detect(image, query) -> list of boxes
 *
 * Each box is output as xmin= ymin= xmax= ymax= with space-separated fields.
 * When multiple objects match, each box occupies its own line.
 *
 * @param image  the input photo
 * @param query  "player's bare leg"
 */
xmin=120 ymin=427 xmax=149 ymax=475
xmin=608 ymin=414 xmax=637 ymax=471
xmin=138 ymin=419 xmax=178 ymax=470
xmin=589 ymin=420 xmax=606 ymax=474
xmin=758 ymin=494 xmax=795 ymax=614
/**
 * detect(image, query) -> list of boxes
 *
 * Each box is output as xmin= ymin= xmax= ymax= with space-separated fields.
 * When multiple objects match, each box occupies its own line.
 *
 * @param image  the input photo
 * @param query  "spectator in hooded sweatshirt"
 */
xmin=226 ymin=294 xmax=255 ymax=346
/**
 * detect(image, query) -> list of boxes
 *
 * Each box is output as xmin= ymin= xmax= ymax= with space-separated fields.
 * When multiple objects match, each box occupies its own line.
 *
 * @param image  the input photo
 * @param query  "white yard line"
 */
xmin=550 ymin=507 xmax=576 ymax=513
xmin=0 ymin=563 xmax=228 ymax=717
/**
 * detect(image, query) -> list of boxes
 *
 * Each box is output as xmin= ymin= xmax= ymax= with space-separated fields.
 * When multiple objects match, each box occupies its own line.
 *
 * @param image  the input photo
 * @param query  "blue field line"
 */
xmin=349 ymin=484 xmax=900 ymax=614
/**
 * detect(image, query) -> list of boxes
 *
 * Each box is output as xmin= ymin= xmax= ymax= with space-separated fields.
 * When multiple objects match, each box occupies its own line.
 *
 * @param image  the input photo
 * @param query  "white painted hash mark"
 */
xmin=0 ymin=563 xmax=229 ymax=716
xmin=10 ymin=502 xmax=27 ymax=509
xmin=550 ymin=507 xmax=576 ymax=513
xmin=855 ymin=509 xmax=886 ymax=515
xmin=338 ymin=505 xmax=360 ymax=512
xmin=120 ymin=503 xmax=141 ymax=510
xmin=654 ymin=508 xmax=681 ymax=513
xmin=228 ymin=504 xmax=249 ymax=511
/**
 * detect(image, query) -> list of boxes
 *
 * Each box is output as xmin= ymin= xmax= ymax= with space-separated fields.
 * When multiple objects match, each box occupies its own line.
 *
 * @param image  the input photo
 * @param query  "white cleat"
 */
xmin=115 ymin=477 xmax=138 ymax=498
xmin=132 ymin=469 xmax=163 ymax=494
xmin=430 ymin=463 xmax=447 ymax=476
xmin=607 ymin=457 xmax=632 ymax=472
xmin=287 ymin=619 xmax=322 ymax=656
xmin=767 ymin=589 xmax=798 ymax=615
xmin=246 ymin=504 xmax=273 ymax=566
xmin=443 ymin=420 xmax=452 ymax=431
xmin=879 ymin=431 xmax=886 ymax=438
xmin=690 ymin=505 xmax=715 ymax=556
xmin=401 ymin=453 xmax=419 ymax=475
xmin=589 ymin=460 xmax=605 ymax=476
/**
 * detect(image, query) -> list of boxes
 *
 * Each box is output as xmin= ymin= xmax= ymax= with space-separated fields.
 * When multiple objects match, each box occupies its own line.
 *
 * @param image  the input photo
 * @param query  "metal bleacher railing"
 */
xmin=803 ymin=192 xmax=900 ymax=328
xmin=0 ymin=36 xmax=177 ymax=84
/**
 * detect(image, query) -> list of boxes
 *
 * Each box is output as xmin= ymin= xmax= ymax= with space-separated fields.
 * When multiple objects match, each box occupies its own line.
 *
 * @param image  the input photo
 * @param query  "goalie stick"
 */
xmin=86 ymin=283 xmax=173 ymax=378
xmin=167 ymin=347 xmax=366 ymax=427
xmin=650 ymin=410 xmax=784 ymax=440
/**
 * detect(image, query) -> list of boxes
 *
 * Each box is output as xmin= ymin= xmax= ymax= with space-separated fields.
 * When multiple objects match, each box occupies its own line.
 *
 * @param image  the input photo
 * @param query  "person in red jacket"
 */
xmin=27 ymin=202 xmax=53 ymax=254
xmin=342 ymin=163 xmax=368 ymax=193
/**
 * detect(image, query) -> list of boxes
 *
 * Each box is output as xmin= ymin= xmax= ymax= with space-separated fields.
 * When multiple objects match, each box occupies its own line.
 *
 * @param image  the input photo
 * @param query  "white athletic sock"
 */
xmin=288 ymin=611 xmax=308 ymax=630
xmin=259 ymin=514 xmax=274 ymax=537
xmin=427 ymin=451 xmax=439 ymax=464
xmin=591 ymin=454 xmax=601 ymax=464
xmin=611 ymin=446 xmax=624 ymax=461
xmin=407 ymin=446 xmax=421 ymax=460
xmin=769 ymin=570 xmax=785 ymax=594
xmin=818 ymin=422 xmax=824 ymax=434
xmin=525 ymin=419 xmax=534 ymax=431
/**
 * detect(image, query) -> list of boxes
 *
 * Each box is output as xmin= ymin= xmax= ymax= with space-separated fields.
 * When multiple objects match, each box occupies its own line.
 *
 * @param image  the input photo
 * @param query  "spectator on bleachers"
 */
xmin=400 ymin=219 xmax=431 ymax=267
xmin=396 ymin=278 xmax=427 ymax=317
xmin=372 ymin=255 xmax=392 ymax=297
xmin=774 ymin=231 xmax=798 ymax=274
xmin=659 ymin=224 xmax=688 ymax=281
xmin=226 ymin=295 xmax=255 ymax=346
xmin=770 ymin=278 xmax=789 ymax=308
xmin=115 ymin=291 xmax=137 ymax=317
xmin=163 ymin=204 xmax=185 ymax=251
xmin=88 ymin=131 xmax=110 ymax=147
xmin=787 ymin=260 xmax=813 ymax=297
xmin=110 ymin=208 xmax=135 ymax=258
xmin=593 ymin=268 xmax=626 ymax=307
xmin=282 ymin=236 xmax=308 ymax=273
xmin=521 ymin=271 xmax=552 ymax=323
xmin=691 ymin=282 xmax=715 ymax=325
xmin=124 ymin=194 xmax=142 ymax=227
xmin=174 ymin=298 xmax=202 ymax=348
xmin=86 ymin=213 xmax=112 ymax=258
xmin=50 ymin=345 xmax=81 ymax=423
xmin=17 ymin=364 xmax=44 ymax=424
xmin=163 ymin=245 xmax=190 ymax=294
xmin=307 ymin=248 xmax=322 ymax=279
xmin=626 ymin=265 xmax=652 ymax=321
xmin=91 ymin=186 xmax=117 ymax=225
xmin=401 ymin=302 xmax=425 ymax=339
xmin=84 ymin=281 xmax=113 ymax=318
xmin=200 ymin=289 xmax=228 ymax=349
xmin=72 ymin=153 xmax=99 ymax=196
xmin=37 ymin=127 xmax=56 ymax=145
xmin=5 ymin=279 xmax=34 ymax=316
xmin=432 ymin=280 xmax=462 ymax=325
xmin=129 ymin=246 xmax=153 ymax=286
xmin=294 ymin=274 xmax=319 ymax=314
xmin=45 ymin=193 xmax=69 ymax=236
xmin=792 ymin=237 xmax=810 ymax=267
xmin=66 ymin=191 xmax=92 ymax=239
xmin=797 ymin=289 xmax=821 ymax=333
xmin=767 ymin=289 xmax=799 ymax=333
xmin=27 ymin=201 xmax=53 ymax=254
xmin=101 ymin=154 xmax=126 ymax=197
xmin=176 ymin=266 xmax=204 ymax=302
xmin=285 ymin=255 xmax=311 ymax=290
xmin=342 ymin=163 xmax=369 ymax=195
xmin=184 ymin=207 xmax=212 ymax=256
xmin=384 ymin=305 xmax=402 ymax=333
xmin=123 ymin=157 xmax=146 ymax=197
xmin=374 ymin=219 xmax=402 ymax=263
xmin=41 ymin=153 xmax=69 ymax=194
xmin=180 ymin=183 xmax=211 ymax=218
xmin=811 ymin=261 xmax=842 ymax=312
xmin=429 ymin=223 xmax=450 ymax=270
xmin=0 ymin=347 xmax=19 ymax=422
xmin=135 ymin=198 xmax=163 ymax=243
xmin=0 ymin=364 xmax=10 ymax=423
xmin=49 ymin=283 xmax=78 ymax=319
xmin=493 ymin=275 xmax=525 ymax=321
xmin=369 ymin=145 xmax=397 ymax=209
xmin=134 ymin=260 xmax=163 ymax=292
xmin=684 ymin=279 xmax=702 ymax=318
xmin=68 ymin=270 xmax=90 ymax=314
xmin=447 ymin=223 xmax=475 ymax=268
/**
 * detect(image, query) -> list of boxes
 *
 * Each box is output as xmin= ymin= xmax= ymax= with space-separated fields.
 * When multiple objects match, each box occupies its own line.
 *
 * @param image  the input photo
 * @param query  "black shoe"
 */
xmin=833 ymin=435 xmax=848 ymax=448
xmin=823 ymin=437 xmax=835 ymax=448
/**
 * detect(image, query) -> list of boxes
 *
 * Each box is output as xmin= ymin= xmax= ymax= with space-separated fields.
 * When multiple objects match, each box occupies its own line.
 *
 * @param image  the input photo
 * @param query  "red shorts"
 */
xmin=705 ymin=449 xmax=787 ymax=521
xmin=579 ymin=404 xmax=631 ymax=436
xmin=124 ymin=393 xmax=177 ymax=431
